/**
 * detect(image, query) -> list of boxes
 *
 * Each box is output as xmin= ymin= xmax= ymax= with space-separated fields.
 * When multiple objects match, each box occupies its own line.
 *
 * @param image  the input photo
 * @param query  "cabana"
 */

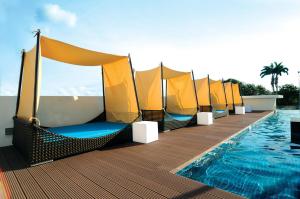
xmin=209 ymin=79 xmax=229 ymax=118
xmin=135 ymin=64 xmax=198 ymax=131
xmin=194 ymin=75 xmax=212 ymax=112
xmin=224 ymin=82 xmax=234 ymax=112
xmin=224 ymin=82 xmax=244 ymax=113
xmin=13 ymin=30 xmax=139 ymax=165
xmin=232 ymin=83 xmax=244 ymax=107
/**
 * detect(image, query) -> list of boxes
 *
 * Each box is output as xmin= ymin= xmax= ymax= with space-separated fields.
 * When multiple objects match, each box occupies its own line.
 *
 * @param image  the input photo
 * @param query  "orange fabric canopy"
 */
xmin=232 ymin=83 xmax=243 ymax=105
xmin=195 ymin=77 xmax=211 ymax=107
xmin=210 ymin=80 xmax=227 ymax=110
xmin=17 ymin=35 xmax=139 ymax=123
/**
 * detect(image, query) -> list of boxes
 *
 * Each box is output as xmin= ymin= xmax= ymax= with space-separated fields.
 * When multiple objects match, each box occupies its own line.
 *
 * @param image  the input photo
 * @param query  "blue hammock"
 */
xmin=166 ymin=113 xmax=193 ymax=121
xmin=48 ymin=122 xmax=127 ymax=139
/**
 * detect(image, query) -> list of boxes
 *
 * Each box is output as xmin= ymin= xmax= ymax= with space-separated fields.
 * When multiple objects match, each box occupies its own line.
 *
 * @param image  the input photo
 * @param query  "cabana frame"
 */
xmin=13 ymin=30 xmax=139 ymax=165
xmin=137 ymin=64 xmax=197 ymax=131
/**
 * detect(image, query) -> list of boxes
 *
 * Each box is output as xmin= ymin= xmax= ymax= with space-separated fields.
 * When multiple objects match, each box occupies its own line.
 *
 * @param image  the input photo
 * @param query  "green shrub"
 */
xmin=277 ymin=84 xmax=299 ymax=106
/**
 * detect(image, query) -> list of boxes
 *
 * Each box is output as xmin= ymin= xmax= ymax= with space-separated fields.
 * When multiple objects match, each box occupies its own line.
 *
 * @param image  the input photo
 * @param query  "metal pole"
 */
xmin=298 ymin=71 xmax=300 ymax=109
xmin=32 ymin=29 xmax=40 ymax=124
xmin=128 ymin=54 xmax=140 ymax=115
xmin=238 ymin=83 xmax=244 ymax=106
xmin=207 ymin=74 xmax=213 ymax=111
xmin=230 ymin=82 xmax=235 ymax=112
xmin=15 ymin=50 xmax=26 ymax=116
xmin=222 ymin=79 xmax=228 ymax=107
xmin=191 ymin=70 xmax=199 ymax=111
xmin=160 ymin=62 xmax=164 ymax=110
xmin=101 ymin=67 xmax=106 ymax=114
xmin=165 ymin=73 xmax=168 ymax=110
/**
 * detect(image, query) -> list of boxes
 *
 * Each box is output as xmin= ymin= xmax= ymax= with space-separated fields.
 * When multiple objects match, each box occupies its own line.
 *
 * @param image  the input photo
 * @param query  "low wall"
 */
xmin=242 ymin=95 xmax=283 ymax=111
xmin=0 ymin=96 xmax=103 ymax=147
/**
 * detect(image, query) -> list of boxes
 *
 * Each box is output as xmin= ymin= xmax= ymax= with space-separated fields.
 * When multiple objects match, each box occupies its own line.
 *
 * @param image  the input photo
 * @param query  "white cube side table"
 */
xmin=197 ymin=112 xmax=213 ymax=125
xmin=132 ymin=121 xmax=158 ymax=143
xmin=235 ymin=106 xmax=246 ymax=115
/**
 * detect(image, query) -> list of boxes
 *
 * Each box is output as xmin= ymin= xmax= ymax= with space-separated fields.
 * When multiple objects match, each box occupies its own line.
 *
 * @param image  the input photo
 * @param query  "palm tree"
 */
xmin=273 ymin=62 xmax=288 ymax=92
xmin=260 ymin=63 xmax=275 ymax=93
xmin=260 ymin=62 xmax=289 ymax=93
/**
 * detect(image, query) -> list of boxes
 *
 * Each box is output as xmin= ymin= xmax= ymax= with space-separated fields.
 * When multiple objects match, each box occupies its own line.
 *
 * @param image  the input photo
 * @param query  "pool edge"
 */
xmin=170 ymin=111 xmax=275 ymax=174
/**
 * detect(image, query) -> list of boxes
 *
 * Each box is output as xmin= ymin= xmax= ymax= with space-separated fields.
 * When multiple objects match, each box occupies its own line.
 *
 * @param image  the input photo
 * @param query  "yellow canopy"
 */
xmin=166 ymin=73 xmax=198 ymax=115
xmin=135 ymin=67 xmax=162 ymax=110
xmin=210 ymin=80 xmax=227 ymax=110
xmin=17 ymin=35 xmax=138 ymax=123
xmin=17 ymin=46 xmax=41 ymax=121
xmin=162 ymin=66 xmax=189 ymax=79
xmin=232 ymin=83 xmax=243 ymax=105
xmin=135 ymin=65 xmax=197 ymax=115
xmin=224 ymin=82 xmax=234 ymax=110
xmin=195 ymin=77 xmax=211 ymax=106
xmin=40 ymin=36 xmax=126 ymax=66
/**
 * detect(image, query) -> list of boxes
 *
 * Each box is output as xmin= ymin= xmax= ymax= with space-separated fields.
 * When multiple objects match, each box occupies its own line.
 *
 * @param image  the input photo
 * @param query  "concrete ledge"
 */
xmin=242 ymin=95 xmax=283 ymax=111
xmin=242 ymin=95 xmax=283 ymax=99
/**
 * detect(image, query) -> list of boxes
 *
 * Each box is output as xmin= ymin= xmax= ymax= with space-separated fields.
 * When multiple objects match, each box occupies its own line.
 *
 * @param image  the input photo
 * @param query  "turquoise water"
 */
xmin=177 ymin=110 xmax=300 ymax=198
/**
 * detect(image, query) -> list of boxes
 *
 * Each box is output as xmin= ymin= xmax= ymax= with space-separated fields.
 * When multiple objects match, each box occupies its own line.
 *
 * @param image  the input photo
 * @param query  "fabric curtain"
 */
xmin=162 ymin=66 xmax=189 ymax=79
xmin=232 ymin=83 xmax=243 ymax=105
xmin=224 ymin=82 xmax=234 ymax=110
xmin=135 ymin=67 xmax=162 ymax=110
xmin=17 ymin=46 xmax=42 ymax=121
xmin=18 ymin=35 xmax=139 ymax=123
xmin=103 ymin=58 xmax=139 ymax=123
xmin=40 ymin=36 xmax=126 ymax=66
xmin=210 ymin=80 xmax=227 ymax=110
xmin=166 ymin=73 xmax=197 ymax=115
xmin=195 ymin=77 xmax=211 ymax=106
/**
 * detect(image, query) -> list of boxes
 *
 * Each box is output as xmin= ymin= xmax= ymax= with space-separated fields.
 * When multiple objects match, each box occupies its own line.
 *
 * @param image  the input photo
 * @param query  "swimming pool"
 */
xmin=177 ymin=110 xmax=300 ymax=198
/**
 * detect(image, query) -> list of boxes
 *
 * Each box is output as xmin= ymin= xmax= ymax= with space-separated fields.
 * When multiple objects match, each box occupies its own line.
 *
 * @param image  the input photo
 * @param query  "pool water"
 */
xmin=177 ymin=110 xmax=300 ymax=199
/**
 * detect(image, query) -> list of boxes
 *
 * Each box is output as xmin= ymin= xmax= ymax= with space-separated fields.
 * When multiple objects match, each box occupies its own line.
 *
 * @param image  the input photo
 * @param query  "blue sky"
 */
xmin=1 ymin=0 xmax=300 ymax=95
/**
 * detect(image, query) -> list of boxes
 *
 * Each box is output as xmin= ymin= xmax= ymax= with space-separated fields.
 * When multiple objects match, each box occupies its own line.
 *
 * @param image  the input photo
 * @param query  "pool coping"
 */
xmin=170 ymin=111 xmax=275 ymax=174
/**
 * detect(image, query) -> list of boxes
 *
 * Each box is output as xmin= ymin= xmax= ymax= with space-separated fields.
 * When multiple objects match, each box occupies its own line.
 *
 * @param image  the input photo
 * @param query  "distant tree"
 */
xmin=240 ymin=84 xmax=257 ymax=96
xmin=256 ymin=85 xmax=271 ymax=95
xmin=224 ymin=79 xmax=240 ymax=84
xmin=224 ymin=79 xmax=271 ymax=96
xmin=273 ymin=62 xmax=288 ymax=92
xmin=277 ymin=84 xmax=299 ymax=106
xmin=260 ymin=62 xmax=289 ymax=93
xmin=260 ymin=63 xmax=275 ymax=93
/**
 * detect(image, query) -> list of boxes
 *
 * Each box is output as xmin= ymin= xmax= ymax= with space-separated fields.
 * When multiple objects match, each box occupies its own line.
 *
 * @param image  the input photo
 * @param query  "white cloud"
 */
xmin=43 ymin=4 xmax=77 ymax=27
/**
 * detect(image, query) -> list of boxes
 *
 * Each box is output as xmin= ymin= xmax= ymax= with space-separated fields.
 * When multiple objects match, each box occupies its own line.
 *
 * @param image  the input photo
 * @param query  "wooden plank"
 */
xmin=67 ymin=155 xmax=167 ymax=199
xmin=27 ymin=166 xmax=71 ymax=199
xmin=2 ymin=147 xmax=48 ymax=199
xmin=0 ymin=149 xmax=26 ymax=199
xmin=61 ymin=157 xmax=142 ymax=199
xmin=50 ymin=161 xmax=118 ymax=199
xmin=0 ymin=111 xmax=271 ymax=199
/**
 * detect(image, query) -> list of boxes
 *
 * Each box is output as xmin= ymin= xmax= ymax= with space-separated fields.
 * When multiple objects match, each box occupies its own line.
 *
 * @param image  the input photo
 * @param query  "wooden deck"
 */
xmin=0 ymin=111 xmax=271 ymax=199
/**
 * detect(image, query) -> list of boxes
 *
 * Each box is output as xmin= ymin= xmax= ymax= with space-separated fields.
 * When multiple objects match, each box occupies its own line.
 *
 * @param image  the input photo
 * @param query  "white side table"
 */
xmin=197 ymin=112 xmax=213 ymax=125
xmin=235 ymin=106 xmax=246 ymax=115
xmin=132 ymin=121 xmax=158 ymax=143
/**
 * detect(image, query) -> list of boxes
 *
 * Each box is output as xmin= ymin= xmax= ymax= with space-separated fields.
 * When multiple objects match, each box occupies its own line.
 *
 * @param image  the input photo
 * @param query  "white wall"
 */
xmin=0 ymin=96 xmax=103 ymax=147
xmin=38 ymin=96 xmax=103 ymax=127
xmin=0 ymin=96 xmax=17 ymax=147
xmin=242 ymin=95 xmax=283 ymax=111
